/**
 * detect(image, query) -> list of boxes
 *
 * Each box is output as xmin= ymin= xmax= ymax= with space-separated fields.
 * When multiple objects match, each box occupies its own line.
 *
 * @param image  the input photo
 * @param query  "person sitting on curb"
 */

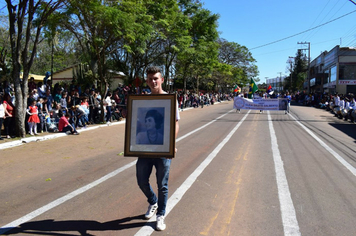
xmin=58 ymin=110 xmax=79 ymax=135
xmin=71 ymin=105 xmax=87 ymax=129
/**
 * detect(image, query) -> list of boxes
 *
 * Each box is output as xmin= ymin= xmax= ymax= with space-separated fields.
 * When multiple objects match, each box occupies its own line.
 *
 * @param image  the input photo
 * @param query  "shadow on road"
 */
xmin=2 ymin=215 xmax=152 ymax=235
xmin=329 ymin=123 xmax=356 ymax=143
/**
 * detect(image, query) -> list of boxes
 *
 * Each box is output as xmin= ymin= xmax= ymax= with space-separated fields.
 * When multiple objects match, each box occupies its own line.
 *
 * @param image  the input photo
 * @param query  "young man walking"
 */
xmin=136 ymin=66 xmax=180 ymax=231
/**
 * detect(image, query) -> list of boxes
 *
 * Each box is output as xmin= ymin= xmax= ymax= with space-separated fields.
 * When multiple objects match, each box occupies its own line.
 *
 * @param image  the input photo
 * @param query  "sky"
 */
xmin=202 ymin=0 xmax=356 ymax=84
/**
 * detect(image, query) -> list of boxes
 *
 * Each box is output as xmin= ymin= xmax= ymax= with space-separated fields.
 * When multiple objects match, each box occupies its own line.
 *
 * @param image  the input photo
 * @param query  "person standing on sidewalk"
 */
xmin=88 ymin=89 xmax=96 ymax=124
xmin=3 ymin=93 xmax=15 ymax=138
xmin=105 ymin=91 xmax=113 ymax=125
xmin=0 ymin=94 xmax=5 ymax=140
xmin=27 ymin=100 xmax=40 ymax=135
xmin=136 ymin=66 xmax=180 ymax=231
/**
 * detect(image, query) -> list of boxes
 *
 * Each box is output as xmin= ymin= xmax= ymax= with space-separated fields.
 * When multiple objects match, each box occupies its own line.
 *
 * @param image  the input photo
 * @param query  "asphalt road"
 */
xmin=0 ymin=100 xmax=355 ymax=236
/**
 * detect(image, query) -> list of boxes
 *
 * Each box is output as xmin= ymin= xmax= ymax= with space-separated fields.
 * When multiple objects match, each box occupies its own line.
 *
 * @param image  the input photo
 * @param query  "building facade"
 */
xmin=266 ymin=76 xmax=286 ymax=93
xmin=52 ymin=64 xmax=126 ymax=90
xmin=308 ymin=46 xmax=356 ymax=95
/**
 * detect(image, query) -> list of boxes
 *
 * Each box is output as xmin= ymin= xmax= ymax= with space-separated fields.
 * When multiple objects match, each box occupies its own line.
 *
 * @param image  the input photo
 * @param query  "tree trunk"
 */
xmin=13 ymin=68 xmax=28 ymax=138
xmin=196 ymin=76 xmax=199 ymax=94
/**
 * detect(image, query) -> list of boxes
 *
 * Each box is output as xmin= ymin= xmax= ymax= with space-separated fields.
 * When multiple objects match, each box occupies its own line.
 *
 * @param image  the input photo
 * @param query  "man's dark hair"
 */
xmin=146 ymin=66 xmax=161 ymax=75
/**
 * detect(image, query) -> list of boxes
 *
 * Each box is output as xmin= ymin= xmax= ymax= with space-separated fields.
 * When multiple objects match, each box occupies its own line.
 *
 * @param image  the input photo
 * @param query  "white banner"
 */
xmin=339 ymin=80 xmax=356 ymax=85
xmin=233 ymin=97 xmax=288 ymax=111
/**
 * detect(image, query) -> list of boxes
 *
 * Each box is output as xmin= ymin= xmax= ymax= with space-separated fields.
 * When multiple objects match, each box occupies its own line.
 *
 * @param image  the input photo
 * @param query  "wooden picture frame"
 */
xmin=124 ymin=94 xmax=177 ymax=158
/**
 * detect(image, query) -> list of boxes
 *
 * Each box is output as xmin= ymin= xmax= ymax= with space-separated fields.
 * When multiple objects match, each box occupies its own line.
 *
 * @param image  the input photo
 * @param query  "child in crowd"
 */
xmin=112 ymin=103 xmax=121 ymax=121
xmin=71 ymin=105 xmax=87 ymax=128
xmin=60 ymin=91 xmax=68 ymax=112
xmin=52 ymin=103 xmax=62 ymax=123
xmin=37 ymin=98 xmax=45 ymax=133
xmin=27 ymin=100 xmax=40 ymax=135
xmin=58 ymin=109 xmax=79 ymax=135
xmin=81 ymin=96 xmax=89 ymax=110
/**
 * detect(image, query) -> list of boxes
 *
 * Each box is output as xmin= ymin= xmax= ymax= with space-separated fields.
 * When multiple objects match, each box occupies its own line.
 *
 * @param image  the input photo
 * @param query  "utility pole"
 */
xmin=298 ymin=42 xmax=310 ymax=93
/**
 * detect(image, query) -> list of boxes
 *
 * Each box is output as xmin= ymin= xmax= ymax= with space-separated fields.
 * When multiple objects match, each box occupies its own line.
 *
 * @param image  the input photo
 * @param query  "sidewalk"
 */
xmin=0 ymin=101 xmax=223 ymax=150
xmin=0 ymin=120 xmax=125 ymax=150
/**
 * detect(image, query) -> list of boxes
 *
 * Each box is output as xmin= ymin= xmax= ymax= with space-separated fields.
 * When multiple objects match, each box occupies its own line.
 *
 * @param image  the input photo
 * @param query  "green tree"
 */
xmin=0 ymin=15 xmax=11 ymax=80
xmin=109 ymin=0 xmax=192 ymax=92
xmin=29 ymin=30 xmax=81 ymax=75
xmin=6 ymin=0 xmax=65 ymax=137
xmin=60 ymin=0 xmax=140 ymax=121
xmin=109 ymin=0 xmax=155 ymax=83
xmin=175 ymin=4 xmax=219 ymax=94
xmin=216 ymin=38 xmax=257 ymax=92
xmin=290 ymin=49 xmax=308 ymax=92
xmin=154 ymin=0 xmax=192 ymax=92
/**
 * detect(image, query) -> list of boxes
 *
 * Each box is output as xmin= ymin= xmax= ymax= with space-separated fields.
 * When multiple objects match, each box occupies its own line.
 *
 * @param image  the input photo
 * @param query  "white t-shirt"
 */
xmin=161 ymin=91 xmax=180 ymax=121
xmin=334 ymin=96 xmax=340 ymax=106
xmin=0 ymin=103 xmax=5 ymax=117
xmin=105 ymin=96 xmax=112 ymax=106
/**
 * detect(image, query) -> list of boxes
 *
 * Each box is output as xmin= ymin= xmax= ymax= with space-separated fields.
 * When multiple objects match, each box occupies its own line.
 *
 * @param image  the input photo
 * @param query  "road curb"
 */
xmin=0 ymin=120 xmax=125 ymax=150
xmin=0 ymin=100 xmax=228 ymax=150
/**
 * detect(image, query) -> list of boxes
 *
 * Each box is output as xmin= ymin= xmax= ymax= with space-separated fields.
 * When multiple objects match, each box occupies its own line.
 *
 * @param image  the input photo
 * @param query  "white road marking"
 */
xmin=289 ymin=113 xmax=356 ymax=176
xmin=0 ymin=161 xmax=136 ymax=234
xmin=268 ymin=111 xmax=301 ymax=236
xmin=176 ymin=111 xmax=233 ymax=142
xmin=0 ymin=109 xmax=233 ymax=234
xmin=134 ymin=111 xmax=250 ymax=236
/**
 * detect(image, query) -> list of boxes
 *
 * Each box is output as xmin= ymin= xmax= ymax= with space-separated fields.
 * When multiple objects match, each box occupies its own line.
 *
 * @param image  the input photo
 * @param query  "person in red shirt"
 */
xmin=58 ymin=110 xmax=79 ymax=135
xmin=27 ymin=100 xmax=40 ymax=135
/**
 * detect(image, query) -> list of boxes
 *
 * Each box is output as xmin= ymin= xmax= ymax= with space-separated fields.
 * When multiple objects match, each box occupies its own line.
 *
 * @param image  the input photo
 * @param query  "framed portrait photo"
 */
xmin=124 ymin=94 xmax=177 ymax=158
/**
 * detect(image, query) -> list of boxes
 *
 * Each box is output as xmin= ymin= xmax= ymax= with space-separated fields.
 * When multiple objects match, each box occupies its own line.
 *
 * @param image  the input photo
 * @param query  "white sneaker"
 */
xmin=145 ymin=203 xmax=158 ymax=219
xmin=156 ymin=215 xmax=166 ymax=231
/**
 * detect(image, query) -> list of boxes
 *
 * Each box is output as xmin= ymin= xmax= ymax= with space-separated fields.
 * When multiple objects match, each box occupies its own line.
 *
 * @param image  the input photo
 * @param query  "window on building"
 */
xmin=339 ymin=64 xmax=356 ymax=80
xmin=324 ymin=69 xmax=329 ymax=84
xmin=330 ymin=66 xmax=337 ymax=82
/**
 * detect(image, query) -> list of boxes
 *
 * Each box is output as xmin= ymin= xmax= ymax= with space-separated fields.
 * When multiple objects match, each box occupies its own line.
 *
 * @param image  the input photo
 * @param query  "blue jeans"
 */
xmin=136 ymin=158 xmax=171 ymax=216
xmin=106 ymin=106 xmax=112 ymax=122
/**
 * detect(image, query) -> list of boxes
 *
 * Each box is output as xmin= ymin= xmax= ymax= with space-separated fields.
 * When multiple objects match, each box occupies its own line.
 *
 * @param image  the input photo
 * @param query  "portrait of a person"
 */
xmin=136 ymin=109 xmax=164 ymax=145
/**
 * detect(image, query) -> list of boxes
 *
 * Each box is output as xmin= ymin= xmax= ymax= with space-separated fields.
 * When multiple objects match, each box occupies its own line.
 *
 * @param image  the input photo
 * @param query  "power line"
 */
xmin=350 ymin=0 xmax=356 ymax=5
xmin=301 ymin=0 xmax=347 ymax=42
xmin=250 ymin=9 xmax=356 ymax=50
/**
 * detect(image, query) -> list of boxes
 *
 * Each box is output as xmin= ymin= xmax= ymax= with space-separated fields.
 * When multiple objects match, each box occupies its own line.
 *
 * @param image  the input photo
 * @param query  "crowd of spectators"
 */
xmin=177 ymin=92 xmax=232 ymax=110
xmin=287 ymin=91 xmax=356 ymax=122
xmin=0 ymin=77 xmax=234 ymax=140
xmin=0 ymin=78 xmax=134 ymax=139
